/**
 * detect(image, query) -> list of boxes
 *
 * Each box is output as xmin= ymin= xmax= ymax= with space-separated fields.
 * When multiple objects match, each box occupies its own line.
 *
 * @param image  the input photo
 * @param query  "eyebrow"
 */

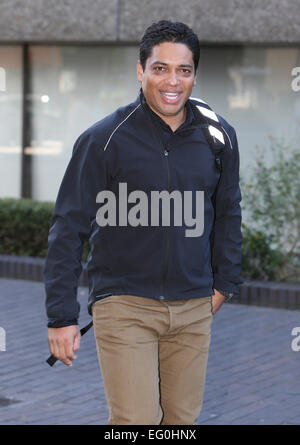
xmin=150 ymin=60 xmax=193 ymax=69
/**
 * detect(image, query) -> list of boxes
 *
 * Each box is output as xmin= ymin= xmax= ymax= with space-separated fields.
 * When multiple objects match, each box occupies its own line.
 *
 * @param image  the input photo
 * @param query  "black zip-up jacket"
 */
xmin=44 ymin=88 xmax=243 ymax=328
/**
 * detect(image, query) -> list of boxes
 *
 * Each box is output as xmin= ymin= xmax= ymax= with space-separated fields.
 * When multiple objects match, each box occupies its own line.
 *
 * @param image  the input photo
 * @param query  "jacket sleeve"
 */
xmin=210 ymin=120 xmax=243 ymax=300
xmin=43 ymin=128 xmax=107 ymax=328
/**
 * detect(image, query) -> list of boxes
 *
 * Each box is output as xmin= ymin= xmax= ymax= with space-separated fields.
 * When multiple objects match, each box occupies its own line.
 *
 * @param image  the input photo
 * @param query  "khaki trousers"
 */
xmin=92 ymin=294 xmax=213 ymax=425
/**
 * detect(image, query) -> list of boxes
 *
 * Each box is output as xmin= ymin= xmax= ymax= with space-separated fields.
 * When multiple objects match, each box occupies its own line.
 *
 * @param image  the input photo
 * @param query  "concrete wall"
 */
xmin=0 ymin=0 xmax=300 ymax=43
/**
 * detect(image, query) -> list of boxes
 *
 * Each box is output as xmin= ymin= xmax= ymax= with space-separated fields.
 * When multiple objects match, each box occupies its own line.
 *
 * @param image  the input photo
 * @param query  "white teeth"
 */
xmin=162 ymin=92 xmax=179 ymax=98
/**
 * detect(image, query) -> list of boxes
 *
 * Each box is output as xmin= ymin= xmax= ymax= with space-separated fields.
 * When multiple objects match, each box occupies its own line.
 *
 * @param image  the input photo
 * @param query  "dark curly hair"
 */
xmin=139 ymin=20 xmax=200 ymax=72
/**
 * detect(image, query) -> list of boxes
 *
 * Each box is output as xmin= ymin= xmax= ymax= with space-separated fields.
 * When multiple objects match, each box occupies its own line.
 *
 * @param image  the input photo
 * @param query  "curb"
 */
xmin=0 ymin=254 xmax=299 ymax=310
xmin=0 ymin=254 xmax=87 ymax=288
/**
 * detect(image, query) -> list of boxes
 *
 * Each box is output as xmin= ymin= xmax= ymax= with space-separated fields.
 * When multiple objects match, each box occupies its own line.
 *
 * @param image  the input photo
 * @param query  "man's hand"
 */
xmin=48 ymin=325 xmax=81 ymax=367
xmin=211 ymin=289 xmax=226 ymax=315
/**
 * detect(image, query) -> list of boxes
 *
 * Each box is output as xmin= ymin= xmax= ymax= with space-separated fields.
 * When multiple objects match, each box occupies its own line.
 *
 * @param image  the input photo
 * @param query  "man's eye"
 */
xmin=152 ymin=67 xmax=191 ymax=74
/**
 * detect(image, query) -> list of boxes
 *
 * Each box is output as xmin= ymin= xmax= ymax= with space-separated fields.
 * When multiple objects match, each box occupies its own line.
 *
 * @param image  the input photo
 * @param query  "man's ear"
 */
xmin=137 ymin=60 xmax=143 ymax=83
xmin=193 ymin=74 xmax=197 ymax=86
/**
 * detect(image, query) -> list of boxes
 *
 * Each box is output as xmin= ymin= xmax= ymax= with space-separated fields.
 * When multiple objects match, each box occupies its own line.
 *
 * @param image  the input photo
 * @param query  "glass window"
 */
xmin=193 ymin=46 xmax=300 ymax=177
xmin=0 ymin=46 xmax=23 ymax=198
xmin=3 ymin=45 xmax=299 ymax=201
xmin=29 ymin=45 xmax=140 ymax=201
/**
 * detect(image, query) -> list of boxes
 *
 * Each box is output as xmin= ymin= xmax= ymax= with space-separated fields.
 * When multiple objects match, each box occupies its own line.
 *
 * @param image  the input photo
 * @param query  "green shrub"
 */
xmin=240 ymin=136 xmax=300 ymax=283
xmin=241 ymin=223 xmax=286 ymax=281
xmin=0 ymin=198 xmax=90 ymax=261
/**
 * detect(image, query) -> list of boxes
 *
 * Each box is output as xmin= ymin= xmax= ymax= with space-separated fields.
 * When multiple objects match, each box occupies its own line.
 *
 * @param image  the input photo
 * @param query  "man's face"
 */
xmin=137 ymin=41 xmax=197 ymax=119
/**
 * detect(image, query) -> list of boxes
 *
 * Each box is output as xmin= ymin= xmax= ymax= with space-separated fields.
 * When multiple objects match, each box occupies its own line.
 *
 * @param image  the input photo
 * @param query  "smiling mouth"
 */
xmin=160 ymin=91 xmax=182 ymax=104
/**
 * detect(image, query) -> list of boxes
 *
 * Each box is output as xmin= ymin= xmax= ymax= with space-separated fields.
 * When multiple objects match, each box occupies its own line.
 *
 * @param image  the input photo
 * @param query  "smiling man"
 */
xmin=44 ymin=20 xmax=243 ymax=425
xmin=137 ymin=40 xmax=196 ymax=131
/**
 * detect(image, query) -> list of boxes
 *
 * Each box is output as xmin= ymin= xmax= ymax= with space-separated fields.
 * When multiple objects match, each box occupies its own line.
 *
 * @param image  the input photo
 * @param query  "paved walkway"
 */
xmin=0 ymin=277 xmax=299 ymax=425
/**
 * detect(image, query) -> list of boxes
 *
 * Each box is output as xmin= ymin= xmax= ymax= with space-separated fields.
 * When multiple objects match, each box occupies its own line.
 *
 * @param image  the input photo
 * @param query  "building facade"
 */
xmin=0 ymin=0 xmax=300 ymax=201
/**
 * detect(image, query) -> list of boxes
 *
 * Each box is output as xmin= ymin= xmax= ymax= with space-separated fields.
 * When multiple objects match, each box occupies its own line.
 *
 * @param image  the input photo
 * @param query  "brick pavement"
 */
xmin=0 ymin=277 xmax=299 ymax=425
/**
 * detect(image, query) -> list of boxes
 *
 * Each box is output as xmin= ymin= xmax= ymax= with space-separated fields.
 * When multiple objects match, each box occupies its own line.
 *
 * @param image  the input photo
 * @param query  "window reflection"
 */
xmin=1 ymin=45 xmax=300 ymax=201
xmin=0 ymin=46 xmax=22 ymax=198
xmin=29 ymin=45 xmax=139 ymax=201
xmin=194 ymin=46 xmax=300 ymax=177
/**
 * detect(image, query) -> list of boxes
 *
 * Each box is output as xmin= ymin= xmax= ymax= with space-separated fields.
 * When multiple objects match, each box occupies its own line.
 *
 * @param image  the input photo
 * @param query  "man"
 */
xmin=44 ymin=20 xmax=243 ymax=425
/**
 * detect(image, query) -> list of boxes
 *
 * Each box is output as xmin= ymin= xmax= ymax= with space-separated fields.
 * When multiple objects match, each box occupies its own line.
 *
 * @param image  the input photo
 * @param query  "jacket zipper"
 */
xmin=157 ymin=127 xmax=190 ymax=297
xmin=160 ymin=148 xmax=170 ymax=297
xmin=143 ymin=101 xmax=188 ymax=298
xmin=159 ymin=123 xmax=205 ymax=295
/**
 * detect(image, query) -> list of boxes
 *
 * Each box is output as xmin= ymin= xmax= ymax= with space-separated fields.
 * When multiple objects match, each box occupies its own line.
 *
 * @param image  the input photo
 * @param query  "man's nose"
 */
xmin=166 ymin=70 xmax=179 ymax=85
